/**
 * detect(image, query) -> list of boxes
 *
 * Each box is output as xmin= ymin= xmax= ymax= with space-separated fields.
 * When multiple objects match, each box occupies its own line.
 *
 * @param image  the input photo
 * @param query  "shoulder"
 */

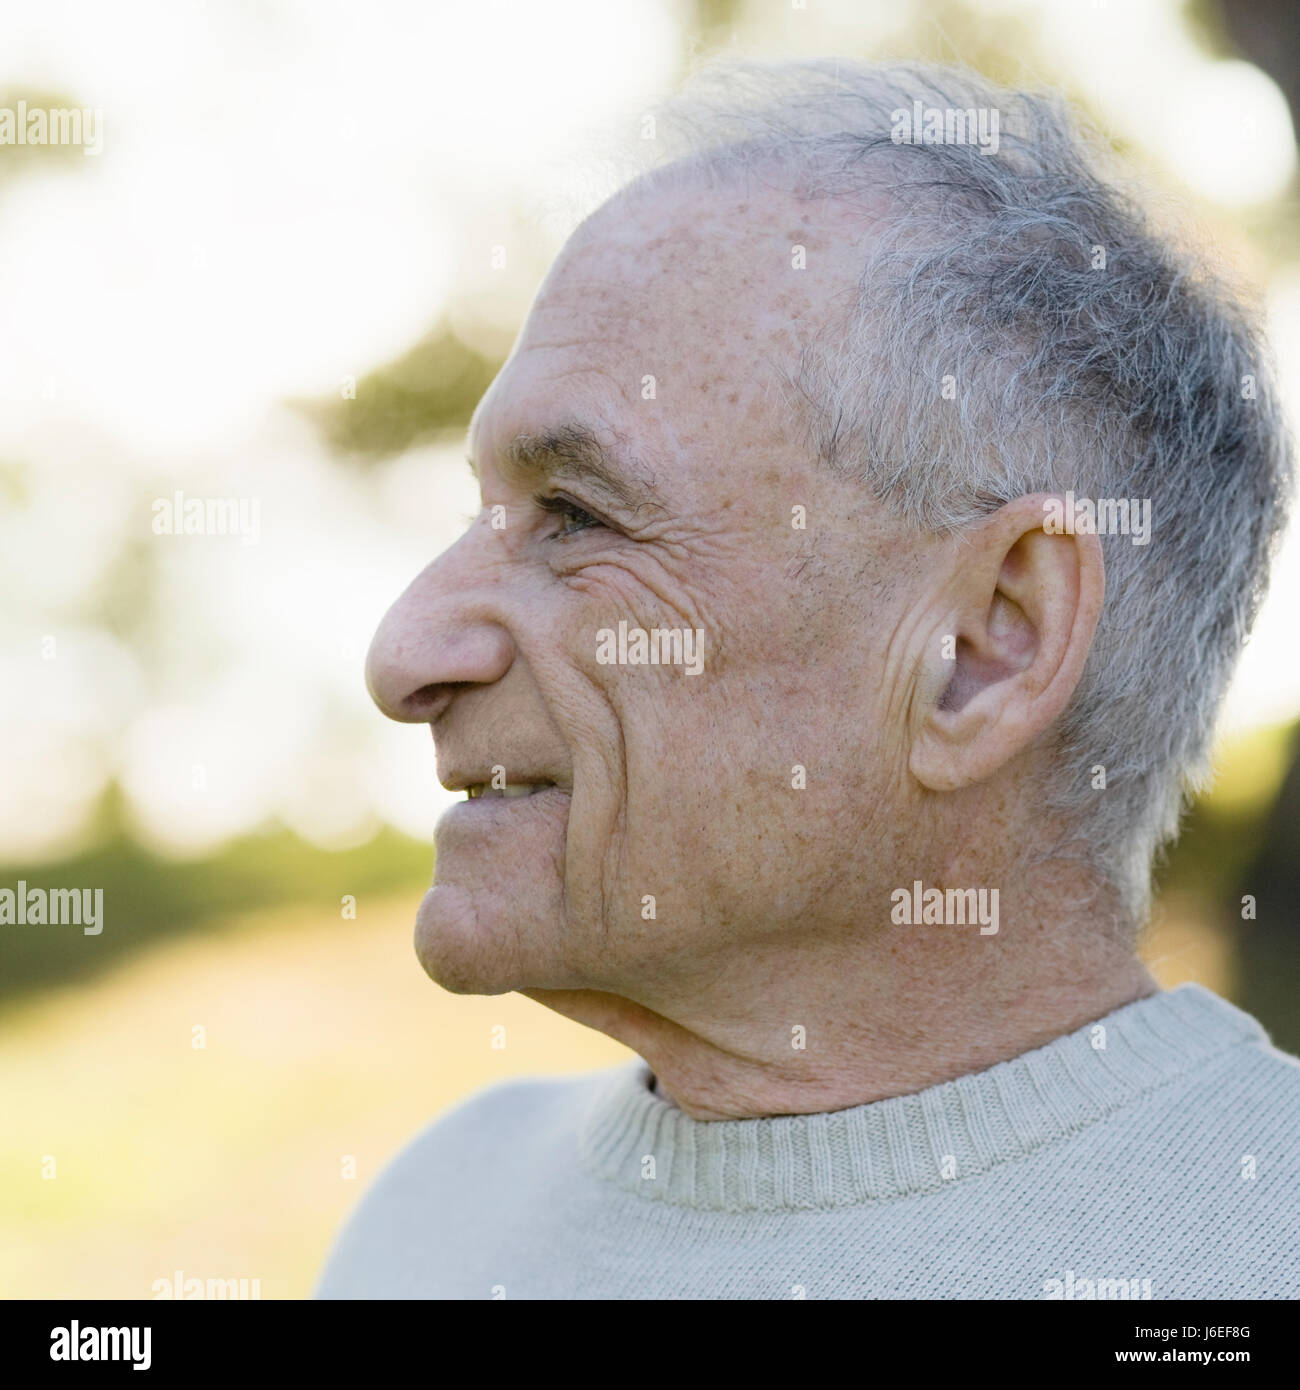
xmin=1207 ymin=1028 xmax=1300 ymax=1133
xmin=1182 ymin=990 xmax=1300 ymax=1111
xmin=1132 ymin=993 xmax=1300 ymax=1286
xmin=1147 ymin=987 xmax=1300 ymax=1151
xmin=405 ymin=1067 xmax=596 ymax=1152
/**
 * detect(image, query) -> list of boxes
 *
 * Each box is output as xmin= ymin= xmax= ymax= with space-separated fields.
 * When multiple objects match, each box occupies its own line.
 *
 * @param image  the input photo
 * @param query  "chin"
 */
xmin=411 ymin=883 xmax=509 ymax=995
xmin=413 ymin=880 xmax=575 ymax=996
xmin=415 ymin=789 xmax=576 ymax=993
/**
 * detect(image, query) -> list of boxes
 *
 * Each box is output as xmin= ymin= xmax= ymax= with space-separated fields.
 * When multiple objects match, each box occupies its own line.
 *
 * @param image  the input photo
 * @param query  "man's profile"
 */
xmin=317 ymin=59 xmax=1299 ymax=1300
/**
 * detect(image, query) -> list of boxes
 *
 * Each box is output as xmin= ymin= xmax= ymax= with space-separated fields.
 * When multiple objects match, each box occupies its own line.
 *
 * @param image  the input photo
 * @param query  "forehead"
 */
xmin=469 ymin=182 xmax=865 ymax=496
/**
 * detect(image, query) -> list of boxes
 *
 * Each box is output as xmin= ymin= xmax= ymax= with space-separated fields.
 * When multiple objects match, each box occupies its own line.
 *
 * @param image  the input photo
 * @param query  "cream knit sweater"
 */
xmin=317 ymin=984 xmax=1300 ymax=1299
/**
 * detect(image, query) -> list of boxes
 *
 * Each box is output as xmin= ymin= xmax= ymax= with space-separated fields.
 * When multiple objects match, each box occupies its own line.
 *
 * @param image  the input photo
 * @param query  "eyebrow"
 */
xmin=470 ymin=423 xmax=665 ymax=517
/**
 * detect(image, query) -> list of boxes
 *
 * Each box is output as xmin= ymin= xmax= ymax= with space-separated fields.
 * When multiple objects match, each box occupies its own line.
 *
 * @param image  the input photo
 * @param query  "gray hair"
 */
xmin=625 ymin=58 xmax=1293 ymax=925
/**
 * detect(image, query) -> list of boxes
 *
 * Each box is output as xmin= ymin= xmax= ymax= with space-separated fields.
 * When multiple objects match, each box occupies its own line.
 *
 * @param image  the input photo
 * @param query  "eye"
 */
xmin=535 ymin=493 xmax=602 ymax=537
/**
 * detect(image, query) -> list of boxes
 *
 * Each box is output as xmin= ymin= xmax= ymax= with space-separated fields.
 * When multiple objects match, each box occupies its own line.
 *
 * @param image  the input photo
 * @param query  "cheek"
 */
xmin=615 ymin=671 xmax=883 ymax=923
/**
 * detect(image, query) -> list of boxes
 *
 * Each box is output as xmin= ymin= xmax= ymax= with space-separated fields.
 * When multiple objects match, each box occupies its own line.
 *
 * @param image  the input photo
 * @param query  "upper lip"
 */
xmin=441 ymin=771 xmax=569 ymax=794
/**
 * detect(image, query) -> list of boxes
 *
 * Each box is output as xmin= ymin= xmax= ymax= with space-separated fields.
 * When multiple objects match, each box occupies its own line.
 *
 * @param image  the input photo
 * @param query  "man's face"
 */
xmin=367 ymin=184 xmax=928 ymax=1003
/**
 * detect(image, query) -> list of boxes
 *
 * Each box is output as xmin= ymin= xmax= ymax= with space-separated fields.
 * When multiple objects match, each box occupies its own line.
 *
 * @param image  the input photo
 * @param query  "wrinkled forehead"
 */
xmin=470 ymin=181 xmax=868 ymax=498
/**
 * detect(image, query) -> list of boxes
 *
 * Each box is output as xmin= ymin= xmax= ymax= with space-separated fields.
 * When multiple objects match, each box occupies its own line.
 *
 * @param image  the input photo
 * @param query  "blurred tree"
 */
xmin=1196 ymin=0 xmax=1300 ymax=1049
xmin=1234 ymin=726 xmax=1300 ymax=1054
xmin=0 ymin=787 xmax=431 ymax=1003
xmin=1211 ymin=0 xmax=1300 ymax=139
xmin=298 ymin=325 xmax=500 ymax=463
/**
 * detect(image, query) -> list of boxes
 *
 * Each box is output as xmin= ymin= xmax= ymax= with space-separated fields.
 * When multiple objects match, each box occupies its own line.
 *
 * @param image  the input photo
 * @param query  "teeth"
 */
xmin=465 ymin=783 xmax=552 ymax=799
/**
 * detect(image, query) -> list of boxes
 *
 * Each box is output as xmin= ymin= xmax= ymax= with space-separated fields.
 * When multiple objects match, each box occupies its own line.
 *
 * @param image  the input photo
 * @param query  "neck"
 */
xmin=523 ymin=890 xmax=1157 ymax=1120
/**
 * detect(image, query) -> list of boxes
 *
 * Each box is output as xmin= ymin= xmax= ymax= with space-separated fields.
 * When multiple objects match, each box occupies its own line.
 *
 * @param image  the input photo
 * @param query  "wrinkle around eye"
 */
xmin=535 ymin=493 xmax=604 ymax=538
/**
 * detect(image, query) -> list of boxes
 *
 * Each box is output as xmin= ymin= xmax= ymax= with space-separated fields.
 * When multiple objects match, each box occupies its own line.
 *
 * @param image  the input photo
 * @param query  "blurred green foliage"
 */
xmin=0 ymin=88 xmax=92 ymax=188
xmin=0 ymin=789 xmax=431 ymax=1004
xmin=298 ymin=325 xmax=501 ymax=462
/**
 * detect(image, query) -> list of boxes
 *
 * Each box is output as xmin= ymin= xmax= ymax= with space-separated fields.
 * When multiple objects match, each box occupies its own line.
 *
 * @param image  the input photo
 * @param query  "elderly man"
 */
xmin=319 ymin=60 xmax=1300 ymax=1299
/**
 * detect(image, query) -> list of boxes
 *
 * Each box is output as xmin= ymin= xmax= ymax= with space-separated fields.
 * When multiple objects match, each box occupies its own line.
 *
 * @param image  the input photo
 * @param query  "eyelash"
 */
xmin=534 ymin=493 xmax=603 ymax=537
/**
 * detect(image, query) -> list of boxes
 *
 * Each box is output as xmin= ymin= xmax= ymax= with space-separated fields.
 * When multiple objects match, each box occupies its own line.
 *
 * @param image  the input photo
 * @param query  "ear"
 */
xmin=909 ymin=493 xmax=1104 ymax=792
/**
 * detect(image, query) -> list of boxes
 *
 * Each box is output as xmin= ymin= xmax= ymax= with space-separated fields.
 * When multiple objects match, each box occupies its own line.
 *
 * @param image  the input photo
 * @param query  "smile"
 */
xmin=464 ymin=782 xmax=556 ymax=799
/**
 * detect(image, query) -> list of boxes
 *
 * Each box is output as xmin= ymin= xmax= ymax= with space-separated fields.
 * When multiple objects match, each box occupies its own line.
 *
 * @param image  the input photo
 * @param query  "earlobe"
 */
xmin=908 ymin=494 xmax=1104 ymax=793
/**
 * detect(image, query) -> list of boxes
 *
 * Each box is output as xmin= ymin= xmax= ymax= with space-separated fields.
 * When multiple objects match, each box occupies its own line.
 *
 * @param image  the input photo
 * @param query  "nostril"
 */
xmin=403 ymin=681 xmax=473 ymax=724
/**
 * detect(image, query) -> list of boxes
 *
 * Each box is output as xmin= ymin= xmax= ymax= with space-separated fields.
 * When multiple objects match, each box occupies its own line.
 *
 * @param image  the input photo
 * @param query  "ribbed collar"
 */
xmin=578 ymin=984 xmax=1263 ymax=1211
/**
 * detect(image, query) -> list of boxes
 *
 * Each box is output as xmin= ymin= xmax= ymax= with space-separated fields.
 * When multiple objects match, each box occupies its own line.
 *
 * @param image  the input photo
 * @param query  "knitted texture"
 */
xmin=316 ymin=984 xmax=1300 ymax=1298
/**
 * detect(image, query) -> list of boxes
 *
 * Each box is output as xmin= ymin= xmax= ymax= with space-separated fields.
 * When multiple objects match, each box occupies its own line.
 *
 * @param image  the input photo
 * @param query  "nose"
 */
xmin=365 ymin=541 xmax=515 ymax=724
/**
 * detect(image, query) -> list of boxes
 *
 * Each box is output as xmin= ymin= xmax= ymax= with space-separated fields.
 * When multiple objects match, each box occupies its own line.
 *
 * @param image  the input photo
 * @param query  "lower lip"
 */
xmin=438 ymin=786 xmax=570 ymax=828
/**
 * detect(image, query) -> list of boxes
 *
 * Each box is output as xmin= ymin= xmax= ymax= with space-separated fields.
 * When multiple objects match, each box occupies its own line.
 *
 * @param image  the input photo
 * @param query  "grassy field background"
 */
xmin=1 ymin=894 xmax=628 ymax=1299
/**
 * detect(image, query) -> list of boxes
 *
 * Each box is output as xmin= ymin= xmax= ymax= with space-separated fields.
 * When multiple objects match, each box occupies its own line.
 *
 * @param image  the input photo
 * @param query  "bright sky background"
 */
xmin=3 ymin=0 xmax=1298 ymax=860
